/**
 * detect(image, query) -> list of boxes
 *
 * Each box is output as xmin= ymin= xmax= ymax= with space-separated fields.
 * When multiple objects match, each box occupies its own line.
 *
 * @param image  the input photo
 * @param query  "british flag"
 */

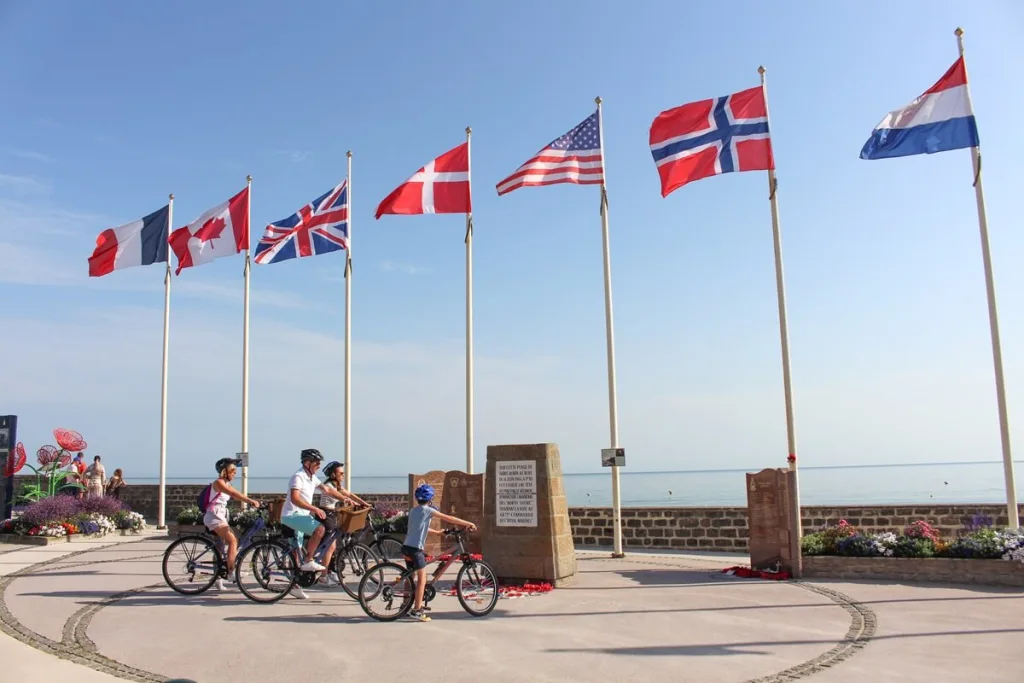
xmin=254 ymin=180 xmax=349 ymax=265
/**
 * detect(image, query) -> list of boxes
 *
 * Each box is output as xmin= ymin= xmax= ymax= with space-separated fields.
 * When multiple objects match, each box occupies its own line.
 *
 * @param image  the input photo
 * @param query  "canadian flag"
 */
xmin=375 ymin=142 xmax=471 ymax=218
xmin=170 ymin=186 xmax=250 ymax=275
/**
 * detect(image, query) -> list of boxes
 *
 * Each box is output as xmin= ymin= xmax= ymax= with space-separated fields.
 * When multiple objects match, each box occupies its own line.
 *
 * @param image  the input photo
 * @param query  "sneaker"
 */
xmin=300 ymin=560 xmax=326 ymax=572
xmin=406 ymin=609 xmax=431 ymax=622
xmin=214 ymin=579 xmax=227 ymax=591
xmin=290 ymin=586 xmax=310 ymax=600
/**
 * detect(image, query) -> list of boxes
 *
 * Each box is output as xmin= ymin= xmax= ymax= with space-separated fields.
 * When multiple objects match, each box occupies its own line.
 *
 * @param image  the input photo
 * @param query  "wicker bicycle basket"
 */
xmin=266 ymin=499 xmax=286 ymax=524
xmin=334 ymin=506 xmax=370 ymax=533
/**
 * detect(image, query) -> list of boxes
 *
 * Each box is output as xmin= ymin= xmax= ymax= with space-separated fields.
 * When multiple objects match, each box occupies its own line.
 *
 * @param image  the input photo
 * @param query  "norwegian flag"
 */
xmin=375 ymin=142 xmax=470 ymax=218
xmin=254 ymin=180 xmax=349 ymax=265
xmin=649 ymin=85 xmax=774 ymax=197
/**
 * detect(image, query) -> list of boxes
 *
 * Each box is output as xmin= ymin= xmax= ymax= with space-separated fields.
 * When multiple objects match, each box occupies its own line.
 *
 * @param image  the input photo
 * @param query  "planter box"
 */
xmin=0 ymin=534 xmax=67 ymax=545
xmin=802 ymin=555 xmax=1024 ymax=588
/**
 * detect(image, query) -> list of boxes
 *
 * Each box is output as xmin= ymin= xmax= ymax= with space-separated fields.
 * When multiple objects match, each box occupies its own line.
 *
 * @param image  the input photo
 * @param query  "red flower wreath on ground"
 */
xmin=722 ymin=565 xmax=792 ymax=581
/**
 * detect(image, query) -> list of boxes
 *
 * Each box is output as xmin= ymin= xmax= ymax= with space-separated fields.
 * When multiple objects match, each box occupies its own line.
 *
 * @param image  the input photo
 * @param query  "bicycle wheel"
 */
xmin=357 ymin=561 xmax=414 ymax=621
xmin=370 ymin=537 xmax=404 ymax=561
xmin=235 ymin=539 xmax=298 ymax=603
xmin=162 ymin=535 xmax=222 ymax=595
xmin=455 ymin=560 xmax=499 ymax=617
xmin=335 ymin=542 xmax=378 ymax=599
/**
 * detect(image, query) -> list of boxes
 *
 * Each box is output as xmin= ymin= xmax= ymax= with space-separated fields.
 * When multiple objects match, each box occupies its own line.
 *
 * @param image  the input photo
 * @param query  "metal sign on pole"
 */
xmin=1 ymin=415 xmax=19 ymax=520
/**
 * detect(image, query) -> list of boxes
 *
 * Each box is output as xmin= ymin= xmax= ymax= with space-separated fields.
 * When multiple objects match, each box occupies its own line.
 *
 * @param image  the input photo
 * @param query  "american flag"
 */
xmin=254 ymin=180 xmax=349 ymax=265
xmin=496 ymin=111 xmax=604 ymax=196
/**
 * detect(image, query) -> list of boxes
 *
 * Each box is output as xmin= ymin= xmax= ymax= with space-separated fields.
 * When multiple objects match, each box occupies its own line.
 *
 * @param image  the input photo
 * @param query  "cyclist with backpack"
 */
xmin=200 ymin=457 xmax=262 ymax=591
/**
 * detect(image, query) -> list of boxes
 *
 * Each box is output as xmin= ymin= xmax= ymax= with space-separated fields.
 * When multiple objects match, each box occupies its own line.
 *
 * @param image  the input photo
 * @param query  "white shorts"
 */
xmin=204 ymin=509 xmax=229 ymax=530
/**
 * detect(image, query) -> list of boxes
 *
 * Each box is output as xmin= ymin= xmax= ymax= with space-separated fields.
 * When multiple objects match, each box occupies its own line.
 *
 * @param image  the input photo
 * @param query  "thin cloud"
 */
xmin=10 ymin=150 xmax=53 ymax=163
xmin=0 ymin=173 xmax=51 ymax=195
xmin=278 ymin=150 xmax=312 ymax=164
xmin=380 ymin=260 xmax=430 ymax=276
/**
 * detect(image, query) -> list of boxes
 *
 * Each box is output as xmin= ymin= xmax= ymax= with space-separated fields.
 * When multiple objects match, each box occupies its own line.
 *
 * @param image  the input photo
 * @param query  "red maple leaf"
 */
xmin=194 ymin=216 xmax=227 ymax=246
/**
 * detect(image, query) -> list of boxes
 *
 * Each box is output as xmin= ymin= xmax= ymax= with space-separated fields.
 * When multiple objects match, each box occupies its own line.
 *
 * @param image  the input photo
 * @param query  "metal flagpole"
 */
xmin=344 ymin=151 xmax=353 ymax=491
xmin=465 ymin=127 xmax=475 ymax=474
xmin=758 ymin=67 xmax=803 ymax=563
xmin=955 ymin=28 xmax=1018 ymax=528
xmin=157 ymin=194 xmax=174 ymax=529
xmin=241 ymin=174 xmax=252 ymax=498
xmin=595 ymin=97 xmax=624 ymax=558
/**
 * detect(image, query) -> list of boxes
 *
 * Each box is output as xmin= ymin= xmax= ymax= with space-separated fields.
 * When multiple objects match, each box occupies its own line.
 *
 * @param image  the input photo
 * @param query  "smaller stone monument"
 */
xmin=441 ymin=470 xmax=485 ymax=555
xmin=408 ymin=470 xmax=446 ymax=556
xmin=746 ymin=467 xmax=801 ymax=577
xmin=482 ymin=443 xmax=576 ymax=586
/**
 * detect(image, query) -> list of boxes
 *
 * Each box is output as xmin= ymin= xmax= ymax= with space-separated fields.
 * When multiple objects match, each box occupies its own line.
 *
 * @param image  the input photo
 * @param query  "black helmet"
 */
xmin=215 ymin=457 xmax=242 ymax=474
xmin=300 ymin=448 xmax=324 ymax=464
xmin=324 ymin=461 xmax=343 ymax=478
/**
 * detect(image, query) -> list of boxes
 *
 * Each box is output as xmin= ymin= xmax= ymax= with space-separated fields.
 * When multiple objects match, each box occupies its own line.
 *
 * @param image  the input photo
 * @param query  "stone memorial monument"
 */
xmin=408 ymin=470 xmax=446 ymax=556
xmin=746 ymin=467 xmax=801 ymax=577
xmin=440 ymin=470 xmax=485 ymax=555
xmin=482 ymin=443 xmax=576 ymax=586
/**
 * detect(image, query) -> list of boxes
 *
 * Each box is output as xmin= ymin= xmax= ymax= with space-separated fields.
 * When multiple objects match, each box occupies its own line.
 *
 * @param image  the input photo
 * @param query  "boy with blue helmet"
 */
xmin=403 ymin=484 xmax=477 ymax=622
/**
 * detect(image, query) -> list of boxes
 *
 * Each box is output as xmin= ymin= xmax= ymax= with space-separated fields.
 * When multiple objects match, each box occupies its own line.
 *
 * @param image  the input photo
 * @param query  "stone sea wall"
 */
xmin=4 ymin=478 xmax=1020 ymax=553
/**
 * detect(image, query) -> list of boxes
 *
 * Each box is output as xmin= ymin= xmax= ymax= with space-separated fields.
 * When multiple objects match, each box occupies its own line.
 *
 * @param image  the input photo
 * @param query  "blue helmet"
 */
xmin=414 ymin=484 xmax=435 ymax=503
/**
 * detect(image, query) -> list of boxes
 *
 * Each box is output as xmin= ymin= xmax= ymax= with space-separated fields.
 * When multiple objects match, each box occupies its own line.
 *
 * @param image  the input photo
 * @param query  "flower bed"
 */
xmin=0 ymin=496 xmax=146 ymax=542
xmin=800 ymin=518 xmax=1024 ymax=587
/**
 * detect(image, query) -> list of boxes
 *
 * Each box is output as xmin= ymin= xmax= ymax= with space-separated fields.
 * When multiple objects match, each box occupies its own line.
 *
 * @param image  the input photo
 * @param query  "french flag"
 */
xmin=87 ymin=205 xmax=170 ymax=277
xmin=860 ymin=57 xmax=980 ymax=160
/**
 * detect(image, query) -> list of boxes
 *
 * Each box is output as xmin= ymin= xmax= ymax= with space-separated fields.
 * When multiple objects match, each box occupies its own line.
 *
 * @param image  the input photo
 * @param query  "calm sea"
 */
xmin=128 ymin=461 xmax=1023 ymax=507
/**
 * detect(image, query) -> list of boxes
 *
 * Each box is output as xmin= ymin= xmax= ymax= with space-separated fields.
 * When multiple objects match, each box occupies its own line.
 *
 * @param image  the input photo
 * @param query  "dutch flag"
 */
xmin=860 ymin=57 xmax=980 ymax=160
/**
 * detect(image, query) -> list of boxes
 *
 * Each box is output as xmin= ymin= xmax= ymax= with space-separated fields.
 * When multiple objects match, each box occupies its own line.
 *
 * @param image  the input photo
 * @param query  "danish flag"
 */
xmin=375 ymin=142 xmax=471 ymax=218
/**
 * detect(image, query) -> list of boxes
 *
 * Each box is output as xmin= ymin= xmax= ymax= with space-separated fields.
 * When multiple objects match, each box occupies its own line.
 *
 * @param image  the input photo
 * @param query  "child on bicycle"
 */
xmin=404 ymin=484 xmax=477 ymax=622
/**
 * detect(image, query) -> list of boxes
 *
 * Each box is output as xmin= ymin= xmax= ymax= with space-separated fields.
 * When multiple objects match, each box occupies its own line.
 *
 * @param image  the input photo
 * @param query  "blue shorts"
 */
xmin=281 ymin=513 xmax=321 ymax=542
xmin=402 ymin=545 xmax=427 ymax=570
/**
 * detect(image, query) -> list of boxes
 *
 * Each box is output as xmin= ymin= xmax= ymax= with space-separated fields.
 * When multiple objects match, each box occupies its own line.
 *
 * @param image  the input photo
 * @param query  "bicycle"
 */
xmin=357 ymin=528 xmax=499 ymax=621
xmin=161 ymin=507 xmax=284 ymax=595
xmin=354 ymin=504 xmax=405 ymax=560
xmin=234 ymin=505 xmax=377 ymax=603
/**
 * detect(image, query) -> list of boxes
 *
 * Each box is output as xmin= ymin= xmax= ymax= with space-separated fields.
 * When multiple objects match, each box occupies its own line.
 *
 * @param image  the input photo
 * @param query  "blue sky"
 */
xmin=1 ymin=1 xmax=1023 ymax=488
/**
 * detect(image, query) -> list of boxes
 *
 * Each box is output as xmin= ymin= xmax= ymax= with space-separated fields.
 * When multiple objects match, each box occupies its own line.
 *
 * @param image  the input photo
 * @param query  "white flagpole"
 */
xmin=157 ymin=194 xmax=174 ymax=529
xmin=241 ymin=174 xmax=252 ymax=499
xmin=344 ymin=151 xmax=353 ymax=491
xmin=465 ymin=126 xmax=475 ymax=474
xmin=956 ymin=28 xmax=1018 ymax=528
xmin=759 ymin=67 xmax=803 ymax=565
xmin=595 ymin=97 xmax=624 ymax=558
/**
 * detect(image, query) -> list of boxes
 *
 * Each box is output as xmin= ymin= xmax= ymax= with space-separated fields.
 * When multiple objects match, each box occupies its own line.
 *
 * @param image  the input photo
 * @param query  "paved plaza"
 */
xmin=0 ymin=532 xmax=1021 ymax=682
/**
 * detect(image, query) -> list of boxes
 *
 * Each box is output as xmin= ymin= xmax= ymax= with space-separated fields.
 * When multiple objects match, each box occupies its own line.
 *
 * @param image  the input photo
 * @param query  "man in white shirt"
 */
xmin=280 ymin=448 xmax=329 ymax=575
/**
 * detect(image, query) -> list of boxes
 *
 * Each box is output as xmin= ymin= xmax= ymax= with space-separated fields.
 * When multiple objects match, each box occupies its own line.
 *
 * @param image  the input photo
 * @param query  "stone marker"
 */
xmin=441 ymin=470 xmax=485 ymax=555
xmin=482 ymin=443 xmax=576 ymax=586
xmin=408 ymin=470 xmax=446 ymax=556
xmin=746 ymin=467 xmax=801 ymax=576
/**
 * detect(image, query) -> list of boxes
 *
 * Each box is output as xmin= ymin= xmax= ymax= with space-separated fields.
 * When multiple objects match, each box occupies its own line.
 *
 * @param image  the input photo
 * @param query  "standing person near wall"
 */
xmin=84 ymin=455 xmax=106 ymax=499
xmin=106 ymin=468 xmax=126 ymax=499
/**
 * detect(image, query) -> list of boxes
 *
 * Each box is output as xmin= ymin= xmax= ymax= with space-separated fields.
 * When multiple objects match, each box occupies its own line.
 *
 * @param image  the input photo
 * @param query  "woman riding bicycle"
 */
xmin=317 ymin=460 xmax=370 ymax=587
xmin=206 ymin=457 xmax=262 ymax=591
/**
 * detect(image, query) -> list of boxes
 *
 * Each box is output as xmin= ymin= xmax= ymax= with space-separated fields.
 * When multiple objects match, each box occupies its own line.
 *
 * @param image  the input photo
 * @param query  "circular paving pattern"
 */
xmin=0 ymin=541 xmax=875 ymax=682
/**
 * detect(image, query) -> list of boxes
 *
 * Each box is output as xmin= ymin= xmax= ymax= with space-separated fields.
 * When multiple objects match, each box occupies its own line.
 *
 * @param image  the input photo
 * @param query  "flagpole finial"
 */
xmin=758 ymin=65 xmax=766 ymax=75
xmin=346 ymin=150 xmax=352 ymax=158
xmin=955 ymin=27 xmax=964 ymax=37
xmin=246 ymin=174 xmax=252 ymax=183
xmin=169 ymin=193 xmax=174 ymax=201
xmin=595 ymin=96 xmax=602 ymax=105
xmin=466 ymin=126 xmax=472 ymax=136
